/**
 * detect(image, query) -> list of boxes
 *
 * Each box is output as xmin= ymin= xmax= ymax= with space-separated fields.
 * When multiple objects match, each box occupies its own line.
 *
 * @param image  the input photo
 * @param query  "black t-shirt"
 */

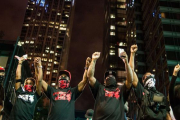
xmin=90 ymin=80 xmax=130 ymax=120
xmin=134 ymin=81 xmax=167 ymax=120
xmin=44 ymin=85 xmax=82 ymax=120
xmin=10 ymin=86 xmax=41 ymax=120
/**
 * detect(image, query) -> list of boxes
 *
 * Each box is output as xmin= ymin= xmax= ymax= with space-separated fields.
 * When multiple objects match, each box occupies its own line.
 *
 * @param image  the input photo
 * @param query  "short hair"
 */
xmin=24 ymin=77 xmax=36 ymax=86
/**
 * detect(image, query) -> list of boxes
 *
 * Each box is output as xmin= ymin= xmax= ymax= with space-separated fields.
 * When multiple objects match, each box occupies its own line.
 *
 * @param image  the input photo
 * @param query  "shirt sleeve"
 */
xmin=122 ymin=85 xmax=132 ymax=102
xmin=44 ymin=85 xmax=52 ymax=99
xmin=34 ymin=91 xmax=42 ymax=100
xmin=89 ymin=80 xmax=101 ymax=99
xmin=134 ymin=81 xmax=145 ymax=102
xmin=169 ymin=75 xmax=177 ymax=107
xmin=71 ymin=86 xmax=82 ymax=100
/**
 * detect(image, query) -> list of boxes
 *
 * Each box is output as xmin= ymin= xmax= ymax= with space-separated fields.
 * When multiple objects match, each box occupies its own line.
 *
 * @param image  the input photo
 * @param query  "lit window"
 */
xmin=110 ymin=32 xmax=115 ymax=36
xmin=25 ymin=41 xmax=29 ymax=43
xmin=56 ymin=45 xmax=62 ymax=48
xmin=110 ymin=46 xmax=115 ymax=48
xmin=161 ymin=13 xmax=166 ymax=18
xmin=48 ymin=63 xmax=51 ymax=66
xmin=53 ymin=70 xmax=58 ymax=73
xmin=43 ymin=54 xmax=47 ymax=57
xmin=46 ymin=47 xmax=49 ymax=49
xmin=65 ymin=14 xmax=69 ymax=17
xmin=110 ymin=25 xmax=115 ymax=30
xmin=21 ymin=42 xmax=24 ymax=45
xmin=123 ymin=18 xmax=125 ymax=20
xmin=109 ymin=50 xmax=115 ymax=55
xmin=24 ymin=24 xmax=29 ymax=26
xmin=46 ymin=71 xmax=50 ymax=74
xmin=45 ymin=50 xmax=49 ymax=53
xmin=110 ymin=14 xmax=115 ymax=18
xmin=47 ymin=67 xmax=51 ymax=70
xmin=50 ymin=22 xmax=54 ymax=24
xmin=50 ymin=51 xmax=54 ymax=54
xmin=59 ymin=27 xmax=66 ymax=30
xmin=49 ymin=25 xmax=53 ymax=28
xmin=117 ymin=4 xmax=126 ymax=9
xmin=55 ymin=26 xmax=58 ymax=29
xmin=49 ymin=59 xmax=52 ymax=62
xmin=30 ymin=41 xmax=34 ymax=44
xmin=54 ymin=61 xmax=59 ymax=64
xmin=28 ymin=57 xmax=32 ymax=60
xmin=51 ymin=83 xmax=56 ymax=86
xmin=57 ymin=13 xmax=61 ymax=15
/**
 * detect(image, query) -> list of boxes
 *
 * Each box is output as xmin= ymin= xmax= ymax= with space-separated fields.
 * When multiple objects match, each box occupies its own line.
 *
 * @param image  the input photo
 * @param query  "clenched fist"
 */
xmin=131 ymin=44 xmax=138 ymax=53
xmin=92 ymin=52 xmax=101 ymax=60
xmin=85 ymin=57 xmax=92 ymax=68
xmin=34 ymin=57 xmax=42 ymax=66
xmin=120 ymin=51 xmax=128 ymax=63
xmin=173 ymin=64 xmax=180 ymax=76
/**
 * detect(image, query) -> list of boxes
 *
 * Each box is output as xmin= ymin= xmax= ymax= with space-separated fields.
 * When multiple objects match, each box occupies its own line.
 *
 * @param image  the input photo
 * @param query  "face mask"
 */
xmin=105 ymin=76 xmax=117 ymax=87
xmin=24 ymin=85 xmax=34 ymax=92
xmin=0 ymin=75 xmax=4 ymax=84
xmin=58 ymin=79 xmax=70 ymax=89
xmin=144 ymin=75 xmax=156 ymax=89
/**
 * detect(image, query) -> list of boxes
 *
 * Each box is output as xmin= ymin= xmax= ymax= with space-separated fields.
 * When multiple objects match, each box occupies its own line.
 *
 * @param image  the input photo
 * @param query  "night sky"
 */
xmin=0 ymin=0 xmax=104 ymax=110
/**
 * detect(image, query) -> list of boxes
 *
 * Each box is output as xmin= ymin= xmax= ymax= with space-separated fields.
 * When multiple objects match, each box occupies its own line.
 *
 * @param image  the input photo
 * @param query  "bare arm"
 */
xmin=129 ymin=45 xmax=138 ymax=87
xmin=34 ymin=62 xmax=48 ymax=92
xmin=34 ymin=57 xmax=43 ymax=96
xmin=132 ymin=70 xmax=139 ymax=88
xmin=15 ymin=56 xmax=26 ymax=90
xmin=87 ymin=52 xmax=100 ymax=87
xmin=120 ymin=52 xmax=133 ymax=89
xmin=78 ymin=57 xmax=91 ymax=91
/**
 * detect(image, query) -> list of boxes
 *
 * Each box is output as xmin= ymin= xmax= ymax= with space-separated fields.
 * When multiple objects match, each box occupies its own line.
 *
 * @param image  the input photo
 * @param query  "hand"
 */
xmin=15 ymin=54 xmax=27 ymax=63
xmin=130 ymin=44 xmax=138 ymax=53
xmin=92 ymin=52 xmax=101 ymax=60
xmin=34 ymin=57 xmax=42 ymax=66
xmin=120 ymin=51 xmax=128 ymax=63
xmin=85 ymin=57 xmax=92 ymax=68
xmin=173 ymin=64 xmax=180 ymax=76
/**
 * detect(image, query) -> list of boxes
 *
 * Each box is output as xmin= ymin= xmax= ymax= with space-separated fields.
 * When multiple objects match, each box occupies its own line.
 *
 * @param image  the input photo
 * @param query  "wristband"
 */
xmin=16 ymin=79 xmax=22 ymax=83
xmin=84 ymin=67 xmax=88 ymax=70
xmin=37 ymin=66 xmax=43 ymax=68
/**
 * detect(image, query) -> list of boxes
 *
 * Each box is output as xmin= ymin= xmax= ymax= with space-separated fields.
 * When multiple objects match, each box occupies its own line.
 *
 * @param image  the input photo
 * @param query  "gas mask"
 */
xmin=24 ymin=85 xmax=34 ymax=92
xmin=105 ymin=75 xmax=117 ymax=87
xmin=58 ymin=76 xmax=70 ymax=89
xmin=144 ymin=75 xmax=156 ymax=89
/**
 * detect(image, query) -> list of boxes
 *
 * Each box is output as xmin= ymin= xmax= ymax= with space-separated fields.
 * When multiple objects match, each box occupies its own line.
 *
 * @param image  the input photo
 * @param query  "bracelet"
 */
xmin=37 ymin=66 xmax=43 ymax=68
xmin=84 ymin=67 xmax=88 ymax=70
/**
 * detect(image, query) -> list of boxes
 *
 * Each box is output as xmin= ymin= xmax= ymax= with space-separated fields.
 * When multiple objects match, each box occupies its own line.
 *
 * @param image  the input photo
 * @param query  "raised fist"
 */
xmin=92 ymin=52 xmax=101 ymax=60
xmin=131 ymin=44 xmax=138 ymax=53
xmin=34 ymin=57 xmax=42 ymax=66
xmin=86 ymin=57 xmax=92 ymax=68
xmin=174 ymin=64 xmax=180 ymax=75
xmin=120 ymin=51 xmax=128 ymax=63
xmin=15 ymin=54 xmax=27 ymax=63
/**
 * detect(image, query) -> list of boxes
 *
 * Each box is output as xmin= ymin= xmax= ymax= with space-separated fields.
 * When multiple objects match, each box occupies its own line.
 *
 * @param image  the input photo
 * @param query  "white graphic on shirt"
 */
xmin=17 ymin=94 xmax=35 ymax=103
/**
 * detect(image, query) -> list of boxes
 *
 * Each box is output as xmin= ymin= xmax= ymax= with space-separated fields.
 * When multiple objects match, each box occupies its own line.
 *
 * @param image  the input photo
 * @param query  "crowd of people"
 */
xmin=0 ymin=44 xmax=180 ymax=120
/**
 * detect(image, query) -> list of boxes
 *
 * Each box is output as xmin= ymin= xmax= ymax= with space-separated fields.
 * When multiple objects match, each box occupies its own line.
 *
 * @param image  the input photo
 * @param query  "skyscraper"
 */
xmin=103 ymin=0 xmax=127 ymax=82
xmin=126 ymin=0 xmax=180 ymax=93
xmin=19 ymin=0 xmax=75 ymax=85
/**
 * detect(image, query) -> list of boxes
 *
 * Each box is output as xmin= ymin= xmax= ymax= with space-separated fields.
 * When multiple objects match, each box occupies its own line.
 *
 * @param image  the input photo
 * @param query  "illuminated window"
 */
xmin=50 ymin=51 xmax=54 ymax=54
xmin=110 ymin=32 xmax=115 ymax=36
xmin=42 ymin=54 xmax=47 ymax=57
xmin=117 ymin=4 xmax=126 ymax=9
xmin=49 ymin=59 xmax=52 ymax=62
xmin=46 ymin=71 xmax=50 ymax=74
xmin=57 ymin=13 xmax=61 ymax=15
xmin=28 ymin=57 xmax=32 ymax=60
xmin=161 ymin=13 xmax=166 ymax=18
xmin=56 ymin=45 xmax=62 ymax=48
xmin=109 ymin=50 xmax=115 ymax=55
xmin=48 ymin=63 xmax=51 ymax=66
xmin=54 ymin=61 xmax=59 ymax=64
xmin=50 ymin=22 xmax=55 ymax=24
xmin=65 ymin=14 xmax=69 ymax=17
xmin=49 ymin=25 xmax=53 ymax=28
xmin=53 ymin=70 xmax=58 ymax=73
xmin=24 ymin=24 xmax=29 ymax=26
xmin=30 ymin=41 xmax=34 ymax=44
xmin=51 ymin=83 xmax=56 ymax=86
xmin=110 ymin=14 xmax=115 ymax=18
xmin=47 ymin=67 xmax=51 ymax=70
xmin=55 ymin=26 xmax=58 ymax=29
xmin=110 ymin=25 xmax=115 ymax=30
xmin=25 ymin=41 xmax=29 ymax=43
xmin=59 ymin=27 xmax=66 ymax=30
xmin=21 ymin=42 xmax=24 ymax=45
xmin=110 ymin=46 xmax=115 ymax=48
xmin=46 ymin=47 xmax=49 ymax=49
xmin=45 ymin=50 xmax=49 ymax=53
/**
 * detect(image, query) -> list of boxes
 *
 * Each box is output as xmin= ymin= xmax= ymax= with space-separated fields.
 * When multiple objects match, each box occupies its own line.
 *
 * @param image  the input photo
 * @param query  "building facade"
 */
xmin=20 ymin=0 xmax=75 ymax=86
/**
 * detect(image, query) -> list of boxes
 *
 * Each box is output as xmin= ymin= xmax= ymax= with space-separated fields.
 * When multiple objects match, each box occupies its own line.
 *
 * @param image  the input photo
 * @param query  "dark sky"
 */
xmin=0 ymin=0 xmax=104 ymax=110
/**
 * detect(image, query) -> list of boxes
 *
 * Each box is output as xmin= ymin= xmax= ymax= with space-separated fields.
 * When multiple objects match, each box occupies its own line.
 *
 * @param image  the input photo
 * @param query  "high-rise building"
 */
xmin=19 ymin=0 xmax=75 ymax=85
xmin=103 ymin=0 xmax=127 ymax=82
xmin=126 ymin=0 xmax=180 ymax=93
